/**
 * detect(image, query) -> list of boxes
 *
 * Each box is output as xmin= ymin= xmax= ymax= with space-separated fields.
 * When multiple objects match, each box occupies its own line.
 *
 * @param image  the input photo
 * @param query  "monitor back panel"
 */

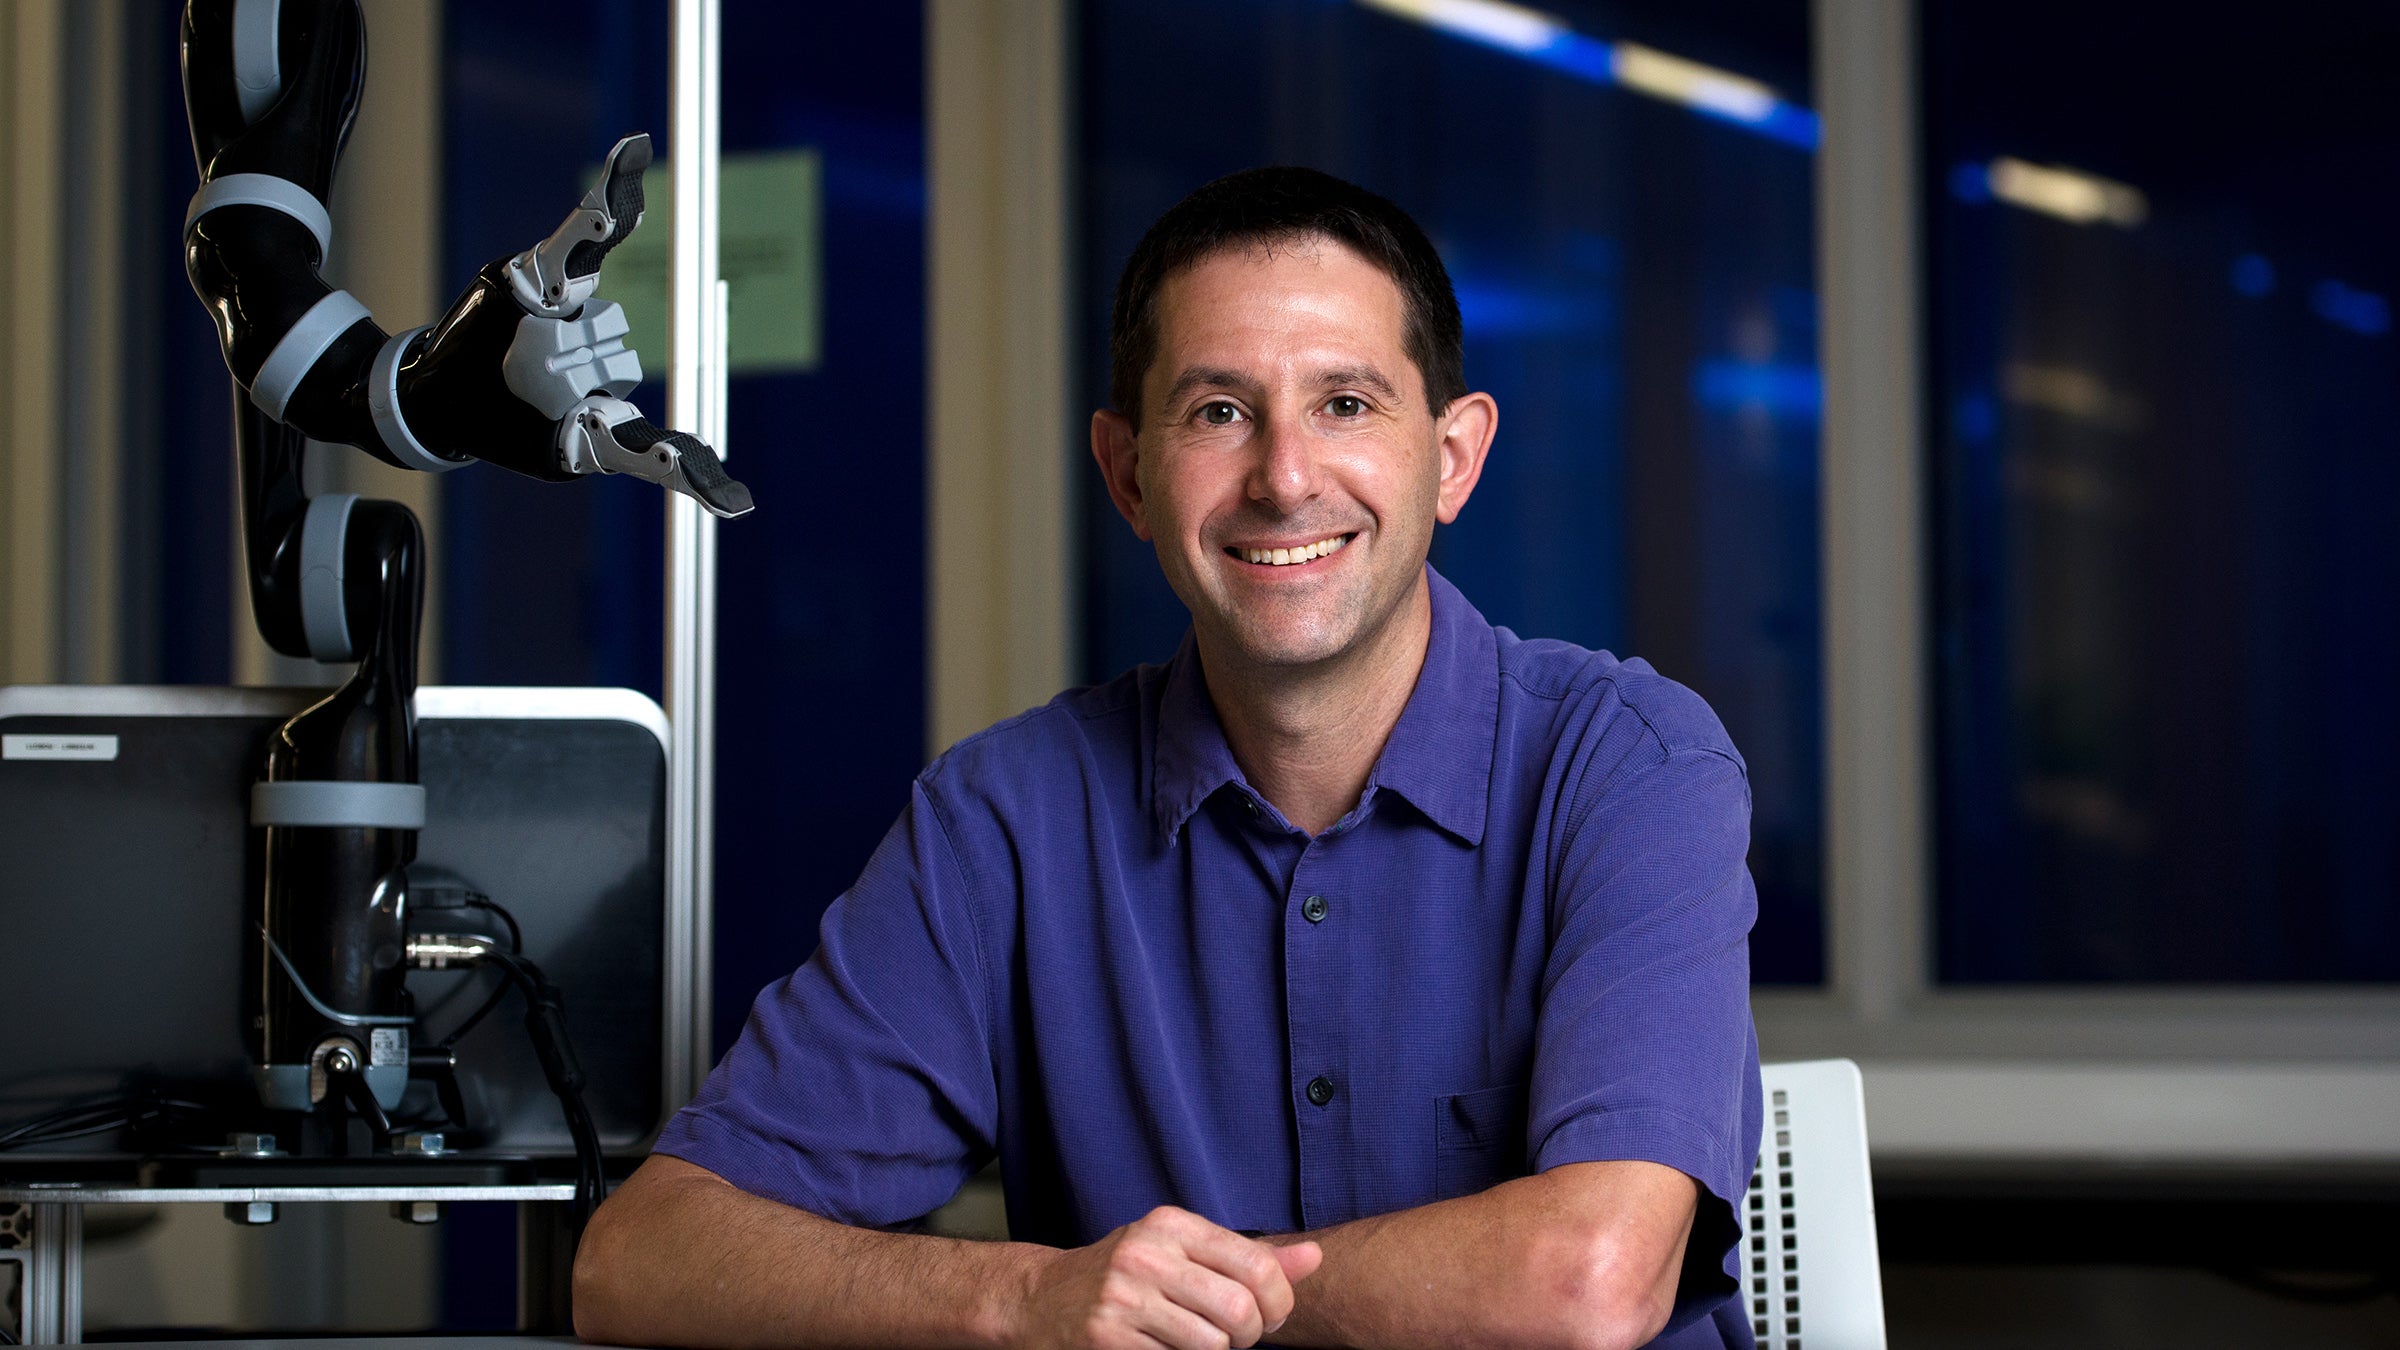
xmin=0 ymin=686 xmax=672 ymax=1162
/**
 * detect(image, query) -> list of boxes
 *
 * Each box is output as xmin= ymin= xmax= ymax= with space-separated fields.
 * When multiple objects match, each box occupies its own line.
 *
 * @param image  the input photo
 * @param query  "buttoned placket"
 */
xmin=1279 ymin=793 xmax=1375 ymax=1230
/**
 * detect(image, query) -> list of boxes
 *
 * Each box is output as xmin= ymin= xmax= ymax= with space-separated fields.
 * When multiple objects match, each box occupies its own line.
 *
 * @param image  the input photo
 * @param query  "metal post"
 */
xmin=21 ymin=1202 xmax=82 ymax=1344
xmin=1812 ymin=0 xmax=1927 ymax=1027
xmin=664 ymin=0 xmax=723 ymax=1104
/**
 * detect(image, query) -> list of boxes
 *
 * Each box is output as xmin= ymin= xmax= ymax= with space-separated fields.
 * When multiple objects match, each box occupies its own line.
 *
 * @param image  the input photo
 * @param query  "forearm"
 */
xmin=573 ymin=1153 xmax=1044 ymax=1350
xmin=1266 ymin=1161 xmax=1696 ymax=1350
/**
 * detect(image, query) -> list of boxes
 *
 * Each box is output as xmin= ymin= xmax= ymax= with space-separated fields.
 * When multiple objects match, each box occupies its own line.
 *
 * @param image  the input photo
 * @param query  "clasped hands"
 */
xmin=1014 ymin=1205 xmax=1324 ymax=1350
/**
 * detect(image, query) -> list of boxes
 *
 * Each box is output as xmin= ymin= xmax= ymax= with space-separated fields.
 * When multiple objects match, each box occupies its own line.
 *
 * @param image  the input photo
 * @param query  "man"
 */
xmin=576 ymin=167 xmax=1762 ymax=1350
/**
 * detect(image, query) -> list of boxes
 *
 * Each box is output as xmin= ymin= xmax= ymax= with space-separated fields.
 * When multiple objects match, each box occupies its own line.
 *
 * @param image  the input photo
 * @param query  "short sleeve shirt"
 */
xmin=655 ymin=566 xmax=1764 ymax=1347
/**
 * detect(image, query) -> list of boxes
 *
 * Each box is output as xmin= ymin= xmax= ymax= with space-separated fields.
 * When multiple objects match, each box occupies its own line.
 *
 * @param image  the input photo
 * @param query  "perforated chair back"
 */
xmin=1743 ymin=1058 xmax=1885 ymax=1350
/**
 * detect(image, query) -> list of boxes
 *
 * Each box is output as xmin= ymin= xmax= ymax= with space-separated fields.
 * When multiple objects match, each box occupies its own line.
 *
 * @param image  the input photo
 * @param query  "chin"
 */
xmin=1220 ymin=619 xmax=1355 ymax=670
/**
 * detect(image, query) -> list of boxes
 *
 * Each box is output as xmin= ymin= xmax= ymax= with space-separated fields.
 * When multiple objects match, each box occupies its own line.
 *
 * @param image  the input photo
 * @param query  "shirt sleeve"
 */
xmin=651 ymin=778 xmax=998 ymax=1226
xmin=1528 ymin=731 xmax=1764 ymax=1339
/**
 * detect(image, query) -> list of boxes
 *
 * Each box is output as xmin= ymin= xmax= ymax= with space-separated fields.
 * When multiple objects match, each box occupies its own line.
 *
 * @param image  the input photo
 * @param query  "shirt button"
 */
xmin=1301 ymin=894 xmax=1329 ymax=924
xmin=1305 ymin=1075 xmax=1335 ymax=1107
xmin=1244 ymin=798 xmax=1260 ymax=816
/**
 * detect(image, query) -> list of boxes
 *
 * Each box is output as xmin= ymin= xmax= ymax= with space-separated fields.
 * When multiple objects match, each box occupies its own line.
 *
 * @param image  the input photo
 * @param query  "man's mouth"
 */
xmin=1225 ymin=533 xmax=1354 ymax=567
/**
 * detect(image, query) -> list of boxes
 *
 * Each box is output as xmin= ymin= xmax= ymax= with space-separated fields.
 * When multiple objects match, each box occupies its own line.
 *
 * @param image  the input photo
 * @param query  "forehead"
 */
xmin=1149 ymin=238 xmax=1410 ymax=371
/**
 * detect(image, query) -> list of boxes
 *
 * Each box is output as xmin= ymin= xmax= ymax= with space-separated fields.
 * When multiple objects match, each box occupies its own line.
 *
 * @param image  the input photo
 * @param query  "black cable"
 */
xmin=2213 ymin=1267 xmax=2398 ymax=1306
xmin=412 ymin=894 xmax=525 ymax=1051
xmin=466 ymin=896 xmax=524 ymax=953
xmin=483 ymin=948 xmax=605 ymax=1228
xmin=432 ymin=965 xmax=515 ymax=1051
xmin=0 ymin=1093 xmax=213 ymax=1152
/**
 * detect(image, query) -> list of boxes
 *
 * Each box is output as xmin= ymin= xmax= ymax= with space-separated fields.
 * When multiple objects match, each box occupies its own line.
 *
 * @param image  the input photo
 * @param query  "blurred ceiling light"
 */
xmin=1352 ymin=0 xmax=1819 ymax=148
xmin=1352 ymin=0 xmax=1566 ymax=53
xmin=1984 ymin=157 xmax=2148 ymax=228
xmin=1611 ymin=42 xmax=1778 ymax=124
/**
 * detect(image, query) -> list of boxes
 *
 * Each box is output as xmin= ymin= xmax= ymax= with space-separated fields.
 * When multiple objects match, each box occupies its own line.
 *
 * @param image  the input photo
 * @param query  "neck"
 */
xmin=1200 ymin=573 xmax=1433 ymax=836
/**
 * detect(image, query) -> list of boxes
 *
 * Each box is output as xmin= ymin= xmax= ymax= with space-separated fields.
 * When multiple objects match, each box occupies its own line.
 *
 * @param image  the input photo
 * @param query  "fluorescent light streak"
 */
xmin=1693 ymin=359 xmax=1823 ymax=418
xmin=1352 ymin=0 xmax=1819 ymax=150
xmin=2229 ymin=253 xmax=2275 ymax=298
xmin=1453 ymin=280 xmax=1608 ymax=337
xmin=1983 ymin=157 xmax=2148 ymax=228
xmin=2001 ymin=361 xmax=2147 ymax=431
xmin=1612 ymin=42 xmax=1777 ymax=125
xmin=1352 ymin=0 xmax=1565 ymax=53
xmin=2310 ymin=279 xmax=2391 ymax=337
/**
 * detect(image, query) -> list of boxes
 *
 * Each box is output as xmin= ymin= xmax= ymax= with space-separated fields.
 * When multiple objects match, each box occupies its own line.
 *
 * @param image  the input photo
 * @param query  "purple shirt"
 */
xmin=658 ymin=567 xmax=1762 ymax=1347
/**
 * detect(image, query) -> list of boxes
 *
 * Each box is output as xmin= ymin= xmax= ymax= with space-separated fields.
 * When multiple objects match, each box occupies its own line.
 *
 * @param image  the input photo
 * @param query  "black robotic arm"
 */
xmin=177 ymin=0 xmax=733 ymax=1182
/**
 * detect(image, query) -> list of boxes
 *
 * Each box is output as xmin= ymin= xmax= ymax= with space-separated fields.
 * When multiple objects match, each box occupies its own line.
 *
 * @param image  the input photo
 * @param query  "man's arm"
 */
xmin=1264 ymin=1160 xmax=1698 ymax=1350
xmin=573 ymin=1153 xmax=1323 ymax=1350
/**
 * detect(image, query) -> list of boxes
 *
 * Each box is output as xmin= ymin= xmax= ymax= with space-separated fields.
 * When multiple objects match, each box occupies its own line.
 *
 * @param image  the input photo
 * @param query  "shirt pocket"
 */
xmin=1433 ymin=1083 xmax=1530 ymax=1202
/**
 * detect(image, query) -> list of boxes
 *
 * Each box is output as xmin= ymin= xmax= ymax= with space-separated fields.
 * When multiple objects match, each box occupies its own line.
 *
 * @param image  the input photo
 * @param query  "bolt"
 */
xmin=389 ymin=1200 xmax=442 ymax=1225
xmin=325 ymin=1044 xmax=360 ymax=1075
xmin=393 ymin=1132 xmax=447 ymax=1158
xmin=224 ymin=1201 xmax=278 ymax=1226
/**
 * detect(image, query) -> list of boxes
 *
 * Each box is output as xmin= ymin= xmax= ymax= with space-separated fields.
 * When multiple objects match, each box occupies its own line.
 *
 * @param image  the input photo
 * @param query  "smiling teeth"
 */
xmin=1243 ymin=535 xmax=1349 ymax=566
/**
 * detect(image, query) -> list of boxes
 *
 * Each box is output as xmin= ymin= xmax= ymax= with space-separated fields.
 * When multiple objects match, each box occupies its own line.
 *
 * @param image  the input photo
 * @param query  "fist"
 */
xmin=1018 ymin=1205 xmax=1324 ymax=1350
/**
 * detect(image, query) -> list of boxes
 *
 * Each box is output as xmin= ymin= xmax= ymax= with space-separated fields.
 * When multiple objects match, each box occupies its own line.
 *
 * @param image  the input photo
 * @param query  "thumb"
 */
xmin=1274 ymin=1239 xmax=1325 ymax=1283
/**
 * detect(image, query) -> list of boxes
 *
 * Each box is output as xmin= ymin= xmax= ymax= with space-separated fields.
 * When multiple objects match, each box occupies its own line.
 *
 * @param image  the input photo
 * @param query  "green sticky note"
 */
xmin=590 ymin=147 xmax=822 ymax=377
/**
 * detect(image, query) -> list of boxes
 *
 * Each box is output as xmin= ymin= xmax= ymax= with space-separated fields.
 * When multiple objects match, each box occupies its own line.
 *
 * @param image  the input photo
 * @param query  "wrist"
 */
xmin=982 ymin=1240 xmax=1057 ymax=1350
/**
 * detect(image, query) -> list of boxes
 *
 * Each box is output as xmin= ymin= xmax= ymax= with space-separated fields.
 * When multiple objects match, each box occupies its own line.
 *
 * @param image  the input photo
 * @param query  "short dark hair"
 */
xmin=1107 ymin=166 xmax=1465 ymax=430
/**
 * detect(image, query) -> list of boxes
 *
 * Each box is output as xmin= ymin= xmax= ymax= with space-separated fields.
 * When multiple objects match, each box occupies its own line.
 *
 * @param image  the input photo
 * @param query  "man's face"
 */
xmin=1091 ymin=239 xmax=1493 ymax=680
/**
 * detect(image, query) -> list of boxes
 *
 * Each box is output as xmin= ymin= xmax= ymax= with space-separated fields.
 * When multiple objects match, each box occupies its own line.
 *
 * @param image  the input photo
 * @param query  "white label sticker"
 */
xmin=3 ymin=733 xmax=119 ymax=761
xmin=370 ymin=1026 xmax=408 ymax=1068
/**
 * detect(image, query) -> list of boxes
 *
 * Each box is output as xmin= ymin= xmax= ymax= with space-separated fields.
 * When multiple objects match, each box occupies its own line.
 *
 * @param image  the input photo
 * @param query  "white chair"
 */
xmin=1743 ymin=1059 xmax=1885 ymax=1350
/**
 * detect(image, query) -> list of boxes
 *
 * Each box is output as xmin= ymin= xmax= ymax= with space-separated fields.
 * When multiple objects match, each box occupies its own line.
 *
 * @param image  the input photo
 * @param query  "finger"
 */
xmin=1134 ymin=1286 xmax=1244 ymax=1350
xmin=1154 ymin=1262 xmax=1269 ymax=1347
xmin=1275 ymin=1240 xmax=1324 ymax=1283
xmin=1175 ymin=1231 xmax=1293 ymax=1335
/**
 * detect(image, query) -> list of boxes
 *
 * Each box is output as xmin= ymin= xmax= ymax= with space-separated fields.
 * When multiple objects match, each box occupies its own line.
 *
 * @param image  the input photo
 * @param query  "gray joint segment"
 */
xmin=504 ymin=302 xmax=642 ymax=420
xmin=251 ymin=289 xmax=372 ymax=421
xmin=185 ymin=172 xmax=332 ymax=259
xmin=231 ymin=0 xmax=284 ymax=124
xmin=251 ymin=779 xmax=428 ymax=829
xmin=299 ymin=493 xmax=357 ymax=661
xmin=369 ymin=327 xmax=464 ymax=473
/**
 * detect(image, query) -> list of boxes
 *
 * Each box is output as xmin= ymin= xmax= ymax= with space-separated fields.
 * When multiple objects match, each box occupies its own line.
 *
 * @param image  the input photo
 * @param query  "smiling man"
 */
xmin=575 ymin=168 xmax=1763 ymax=1350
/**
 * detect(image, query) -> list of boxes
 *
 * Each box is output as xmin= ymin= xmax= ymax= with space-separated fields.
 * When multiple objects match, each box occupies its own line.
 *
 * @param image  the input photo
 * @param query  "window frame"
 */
xmin=1762 ymin=0 xmax=2400 ymax=1166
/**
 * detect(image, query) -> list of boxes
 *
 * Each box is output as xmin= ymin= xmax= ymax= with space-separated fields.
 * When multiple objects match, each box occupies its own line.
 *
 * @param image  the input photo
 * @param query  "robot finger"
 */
xmin=504 ymin=132 xmax=654 ymax=319
xmin=554 ymin=395 xmax=756 ymax=519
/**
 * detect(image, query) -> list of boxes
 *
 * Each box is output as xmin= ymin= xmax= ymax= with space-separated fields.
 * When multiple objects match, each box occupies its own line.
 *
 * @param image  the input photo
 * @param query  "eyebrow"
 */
xmin=1161 ymin=366 xmax=1258 ymax=408
xmin=1315 ymin=365 xmax=1403 ymax=403
xmin=1159 ymin=363 xmax=1405 ymax=409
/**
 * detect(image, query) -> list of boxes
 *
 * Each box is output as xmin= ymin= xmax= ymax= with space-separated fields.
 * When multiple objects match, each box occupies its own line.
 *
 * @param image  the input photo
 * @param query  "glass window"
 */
xmin=1079 ymin=0 xmax=1825 ymax=982
xmin=1928 ymin=1 xmax=2400 ymax=982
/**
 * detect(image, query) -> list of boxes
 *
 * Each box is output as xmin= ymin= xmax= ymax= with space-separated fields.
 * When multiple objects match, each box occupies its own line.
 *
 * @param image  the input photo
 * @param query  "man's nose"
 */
xmin=1246 ymin=407 xmax=1324 ymax=514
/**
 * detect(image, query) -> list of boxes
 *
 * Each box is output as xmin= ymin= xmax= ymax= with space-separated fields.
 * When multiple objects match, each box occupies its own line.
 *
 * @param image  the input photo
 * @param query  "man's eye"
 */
xmin=1198 ymin=401 xmax=1243 ymax=426
xmin=1325 ymin=395 xmax=1366 ymax=417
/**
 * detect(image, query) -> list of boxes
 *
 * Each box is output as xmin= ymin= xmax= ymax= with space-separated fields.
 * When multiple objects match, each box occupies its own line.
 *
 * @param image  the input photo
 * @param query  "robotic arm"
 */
xmin=182 ymin=1 xmax=748 ymax=526
xmin=178 ymin=0 xmax=734 ymax=1192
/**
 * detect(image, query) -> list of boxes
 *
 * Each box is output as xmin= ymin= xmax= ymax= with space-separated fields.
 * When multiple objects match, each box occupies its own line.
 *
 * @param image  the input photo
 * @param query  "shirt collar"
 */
xmin=1362 ymin=565 xmax=1496 ymax=845
xmin=1148 ymin=565 xmax=1499 ymax=846
xmin=1151 ymin=628 xmax=1247 ymax=843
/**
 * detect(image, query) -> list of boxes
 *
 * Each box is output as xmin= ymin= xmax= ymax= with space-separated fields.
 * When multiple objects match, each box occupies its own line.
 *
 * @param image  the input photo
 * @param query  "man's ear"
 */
xmin=1433 ymin=392 xmax=1497 ymax=524
xmin=1090 ymin=408 xmax=1152 ymax=540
